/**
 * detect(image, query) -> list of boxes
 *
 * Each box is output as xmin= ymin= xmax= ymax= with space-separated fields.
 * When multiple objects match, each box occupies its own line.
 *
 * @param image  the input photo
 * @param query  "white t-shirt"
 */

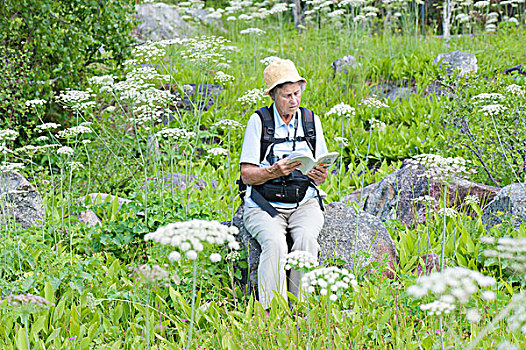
xmin=239 ymin=103 xmax=328 ymax=208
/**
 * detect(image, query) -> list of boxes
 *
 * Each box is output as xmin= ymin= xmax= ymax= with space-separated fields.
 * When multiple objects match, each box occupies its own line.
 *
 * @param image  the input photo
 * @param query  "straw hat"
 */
xmin=263 ymin=59 xmax=307 ymax=95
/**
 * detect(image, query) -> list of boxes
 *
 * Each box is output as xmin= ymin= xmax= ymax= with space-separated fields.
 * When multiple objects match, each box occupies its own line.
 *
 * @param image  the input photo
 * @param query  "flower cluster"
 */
xmin=479 ymin=104 xmax=507 ymax=116
xmin=238 ymin=88 xmax=266 ymax=106
xmin=472 ymin=92 xmax=504 ymax=101
xmin=260 ymin=56 xmax=282 ymax=66
xmin=181 ymin=36 xmax=231 ymax=65
xmin=482 ymin=237 xmax=526 ymax=276
xmin=0 ymin=129 xmax=18 ymax=142
xmin=368 ymin=117 xmax=386 ymax=131
xmin=361 ymin=97 xmax=389 ymax=109
xmin=144 ymin=219 xmax=240 ymax=262
xmin=57 ymin=146 xmax=75 ymax=157
xmin=507 ymin=293 xmax=526 ymax=334
xmin=156 ymin=128 xmax=196 ymax=141
xmin=301 ymin=266 xmax=357 ymax=301
xmin=412 ymin=195 xmax=437 ymax=207
xmin=207 ymin=147 xmax=228 ymax=156
xmin=506 ymin=84 xmax=525 ymax=96
xmin=214 ymin=71 xmax=235 ymax=84
xmin=464 ymin=194 xmax=480 ymax=206
xmin=438 ymin=207 xmax=458 ymax=218
xmin=407 ymin=266 xmax=496 ymax=316
xmin=406 ymin=154 xmax=475 ymax=182
xmin=36 ymin=123 xmax=61 ymax=131
xmin=283 ymin=251 xmax=319 ymax=271
xmin=0 ymin=162 xmax=25 ymax=173
xmin=325 ymin=103 xmax=355 ymax=118
xmin=240 ymin=28 xmax=266 ymax=35
xmin=128 ymin=264 xmax=179 ymax=287
xmin=57 ymin=125 xmax=92 ymax=139
xmin=55 ymin=89 xmax=96 ymax=112
xmin=335 ymin=136 xmax=349 ymax=147
xmin=25 ymin=99 xmax=46 ymax=108
xmin=213 ymin=119 xmax=244 ymax=129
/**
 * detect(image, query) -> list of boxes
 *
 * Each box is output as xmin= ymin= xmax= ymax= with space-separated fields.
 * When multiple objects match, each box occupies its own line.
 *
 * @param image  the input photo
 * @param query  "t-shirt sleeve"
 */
xmin=314 ymin=114 xmax=328 ymax=159
xmin=239 ymin=114 xmax=262 ymax=165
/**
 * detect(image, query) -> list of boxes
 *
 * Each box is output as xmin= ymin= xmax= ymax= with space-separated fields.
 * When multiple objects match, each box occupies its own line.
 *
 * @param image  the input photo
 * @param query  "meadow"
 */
xmin=2 ymin=0 xmax=526 ymax=349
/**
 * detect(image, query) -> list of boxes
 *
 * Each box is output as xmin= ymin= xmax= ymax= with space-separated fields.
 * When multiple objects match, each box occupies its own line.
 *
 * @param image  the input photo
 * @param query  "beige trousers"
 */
xmin=243 ymin=198 xmax=324 ymax=310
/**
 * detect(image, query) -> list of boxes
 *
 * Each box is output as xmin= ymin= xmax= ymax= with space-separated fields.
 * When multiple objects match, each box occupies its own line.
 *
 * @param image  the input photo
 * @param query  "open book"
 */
xmin=286 ymin=151 xmax=339 ymax=175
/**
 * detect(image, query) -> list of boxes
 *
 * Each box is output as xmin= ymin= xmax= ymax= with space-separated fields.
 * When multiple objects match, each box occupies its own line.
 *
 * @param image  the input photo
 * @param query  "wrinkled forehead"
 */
xmin=278 ymin=82 xmax=302 ymax=94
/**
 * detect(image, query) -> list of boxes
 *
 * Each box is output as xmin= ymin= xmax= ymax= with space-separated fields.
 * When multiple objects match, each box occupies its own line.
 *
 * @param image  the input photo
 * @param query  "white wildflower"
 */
xmin=282 ymin=251 xmax=319 ymax=271
xmin=260 ymin=56 xmax=282 ymax=66
xmin=361 ymin=97 xmax=389 ymax=109
xmin=25 ymin=99 xmax=46 ymax=108
xmin=209 ymin=253 xmax=222 ymax=263
xmin=240 ymin=28 xmax=266 ymax=35
xmin=208 ymin=147 xmax=228 ymax=156
xmin=506 ymin=84 xmax=525 ymax=96
xmin=238 ymin=88 xmax=266 ymax=106
xmin=0 ymin=129 xmax=18 ymax=142
xmin=479 ymin=104 xmax=507 ymax=116
xmin=325 ymin=103 xmax=355 ymax=118
xmin=302 ymin=266 xmax=357 ymax=299
xmin=438 ymin=207 xmax=458 ymax=218
xmin=215 ymin=71 xmax=235 ymax=83
xmin=57 ymin=146 xmax=74 ymax=156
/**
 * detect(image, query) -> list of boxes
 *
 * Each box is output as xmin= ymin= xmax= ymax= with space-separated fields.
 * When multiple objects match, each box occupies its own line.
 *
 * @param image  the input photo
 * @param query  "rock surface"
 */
xmin=345 ymin=161 xmax=499 ymax=226
xmin=0 ymin=171 xmax=45 ymax=229
xmin=433 ymin=51 xmax=478 ymax=77
xmin=231 ymin=202 xmax=398 ymax=288
xmin=481 ymin=183 xmax=526 ymax=229
xmin=331 ymin=55 xmax=360 ymax=76
xmin=134 ymin=3 xmax=191 ymax=41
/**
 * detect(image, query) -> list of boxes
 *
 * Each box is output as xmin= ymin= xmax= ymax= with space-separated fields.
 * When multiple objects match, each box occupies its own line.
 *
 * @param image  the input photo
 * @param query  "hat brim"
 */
xmin=265 ymin=77 xmax=307 ymax=95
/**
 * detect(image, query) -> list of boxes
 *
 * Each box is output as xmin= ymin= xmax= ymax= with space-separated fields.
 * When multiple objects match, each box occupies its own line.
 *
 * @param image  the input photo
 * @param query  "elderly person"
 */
xmin=239 ymin=59 xmax=328 ymax=311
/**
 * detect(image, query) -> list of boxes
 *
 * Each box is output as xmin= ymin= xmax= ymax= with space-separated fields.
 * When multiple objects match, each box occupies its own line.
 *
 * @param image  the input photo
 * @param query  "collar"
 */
xmin=272 ymin=103 xmax=299 ymax=128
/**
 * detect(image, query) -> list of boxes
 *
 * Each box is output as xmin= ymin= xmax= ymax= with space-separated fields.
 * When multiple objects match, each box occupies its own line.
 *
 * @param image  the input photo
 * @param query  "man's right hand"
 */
xmin=270 ymin=158 xmax=301 ymax=178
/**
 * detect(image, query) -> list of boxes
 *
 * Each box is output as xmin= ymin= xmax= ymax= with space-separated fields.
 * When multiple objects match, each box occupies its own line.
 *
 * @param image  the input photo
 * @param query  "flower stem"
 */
xmin=186 ymin=259 xmax=198 ymax=349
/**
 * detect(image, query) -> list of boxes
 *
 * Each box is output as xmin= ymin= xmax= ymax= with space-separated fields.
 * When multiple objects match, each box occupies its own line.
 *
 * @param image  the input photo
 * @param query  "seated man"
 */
xmin=239 ymin=59 xmax=329 ymax=311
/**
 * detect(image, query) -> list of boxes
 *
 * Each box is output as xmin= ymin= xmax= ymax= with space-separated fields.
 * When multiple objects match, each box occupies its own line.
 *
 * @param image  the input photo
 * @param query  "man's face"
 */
xmin=274 ymin=82 xmax=302 ymax=119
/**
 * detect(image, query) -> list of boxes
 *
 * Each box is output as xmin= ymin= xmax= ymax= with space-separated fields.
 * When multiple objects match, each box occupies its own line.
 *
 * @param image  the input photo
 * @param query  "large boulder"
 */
xmin=433 ymin=51 xmax=478 ymax=77
xmin=345 ymin=161 xmax=499 ymax=226
xmin=0 ymin=171 xmax=44 ymax=229
xmin=481 ymin=183 xmax=526 ymax=229
xmin=231 ymin=202 xmax=398 ymax=288
xmin=134 ymin=3 xmax=191 ymax=41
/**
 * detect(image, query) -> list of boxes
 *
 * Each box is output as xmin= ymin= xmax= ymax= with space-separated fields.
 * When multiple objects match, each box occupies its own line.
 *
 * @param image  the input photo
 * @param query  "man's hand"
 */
xmin=307 ymin=165 xmax=328 ymax=185
xmin=269 ymin=158 xmax=301 ymax=178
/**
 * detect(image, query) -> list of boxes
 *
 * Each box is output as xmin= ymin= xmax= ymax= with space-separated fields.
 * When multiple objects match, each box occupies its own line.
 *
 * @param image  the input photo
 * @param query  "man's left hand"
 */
xmin=307 ymin=165 xmax=328 ymax=185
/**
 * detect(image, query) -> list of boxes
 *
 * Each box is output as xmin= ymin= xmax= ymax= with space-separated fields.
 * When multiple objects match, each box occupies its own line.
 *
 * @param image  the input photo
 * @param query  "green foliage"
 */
xmin=0 ymin=0 xmax=137 ymax=128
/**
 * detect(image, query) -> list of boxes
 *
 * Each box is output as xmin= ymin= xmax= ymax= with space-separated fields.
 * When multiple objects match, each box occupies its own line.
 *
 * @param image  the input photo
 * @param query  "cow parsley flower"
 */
xmin=406 ymin=154 xmax=474 ymax=183
xmin=301 ymin=266 xmax=357 ymax=302
xmin=0 ymin=162 xmax=25 ymax=173
xmin=207 ymin=147 xmax=228 ymax=156
xmin=57 ymin=146 xmax=74 ymax=156
xmin=238 ymin=88 xmax=266 ymax=106
xmin=25 ymin=99 xmax=46 ymax=108
xmin=129 ymin=264 xmax=178 ymax=287
xmin=361 ymin=97 xmax=389 ymax=109
xmin=407 ymin=267 xmax=496 ymax=316
xmin=438 ymin=207 xmax=458 ymax=218
xmin=156 ymin=128 xmax=196 ymax=141
xmin=260 ymin=56 xmax=282 ymax=66
xmin=36 ymin=123 xmax=61 ymax=132
xmin=506 ymin=84 xmax=525 ymax=96
xmin=57 ymin=125 xmax=92 ymax=139
xmin=213 ymin=119 xmax=243 ymax=129
xmin=240 ymin=28 xmax=266 ymax=35
xmin=474 ymin=1 xmax=490 ymax=8
xmin=483 ymin=237 xmax=526 ymax=276
xmin=144 ymin=220 xmax=240 ymax=262
xmin=479 ymin=104 xmax=507 ymax=116
xmin=214 ymin=71 xmax=235 ymax=83
xmin=0 ymin=129 xmax=18 ymax=142
xmin=464 ymin=195 xmax=479 ymax=205
xmin=472 ymin=92 xmax=504 ymax=101
xmin=369 ymin=117 xmax=386 ymax=131
xmin=325 ymin=103 xmax=355 ymax=118
xmin=283 ymin=251 xmax=319 ymax=271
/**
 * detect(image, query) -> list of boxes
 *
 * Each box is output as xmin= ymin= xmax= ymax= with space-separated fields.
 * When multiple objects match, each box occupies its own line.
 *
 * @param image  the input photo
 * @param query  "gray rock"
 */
xmin=424 ymin=80 xmax=457 ymax=99
xmin=230 ymin=202 xmax=399 ymax=288
xmin=347 ymin=161 xmax=499 ymax=226
xmin=331 ymin=55 xmax=360 ymax=76
xmin=481 ymin=183 xmax=526 ymax=229
xmin=369 ymin=83 xmax=417 ymax=101
xmin=0 ymin=171 xmax=45 ymax=229
xmin=433 ymin=51 xmax=478 ymax=77
xmin=134 ymin=3 xmax=191 ymax=41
